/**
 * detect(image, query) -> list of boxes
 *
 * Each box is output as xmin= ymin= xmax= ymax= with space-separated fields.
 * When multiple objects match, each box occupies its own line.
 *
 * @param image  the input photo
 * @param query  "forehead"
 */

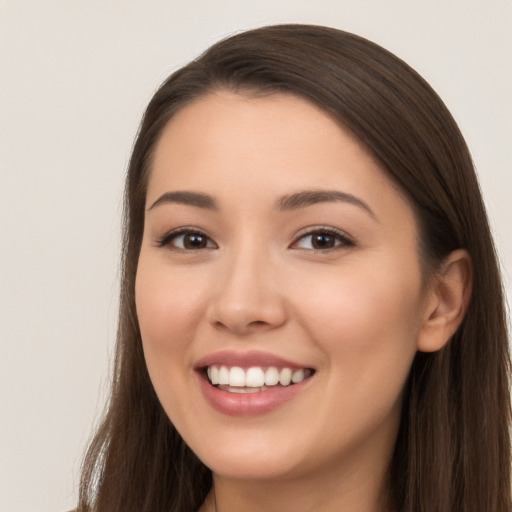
xmin=147 ymin=91 xmax=412 ymax=220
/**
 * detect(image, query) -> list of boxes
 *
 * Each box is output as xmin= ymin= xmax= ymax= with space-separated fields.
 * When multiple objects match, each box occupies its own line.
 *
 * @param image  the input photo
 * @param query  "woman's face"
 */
xmin=136 ymin=91 xmax=432 ymax=483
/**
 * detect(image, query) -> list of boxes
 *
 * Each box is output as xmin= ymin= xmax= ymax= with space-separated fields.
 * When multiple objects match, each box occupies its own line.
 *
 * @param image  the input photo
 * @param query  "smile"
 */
xmin=206 ymin=365 xmax=313 ymax=392
xmin=195 ymin=351 xmax=316 ymax=416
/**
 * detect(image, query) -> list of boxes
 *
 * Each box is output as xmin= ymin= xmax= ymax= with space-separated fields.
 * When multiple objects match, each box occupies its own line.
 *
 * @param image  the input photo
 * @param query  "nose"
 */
xmin=206 ymin=247 xmax=287 ymax=336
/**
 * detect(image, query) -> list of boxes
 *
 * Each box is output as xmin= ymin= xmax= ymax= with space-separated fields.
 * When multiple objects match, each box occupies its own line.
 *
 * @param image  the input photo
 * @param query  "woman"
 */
xmin=77 ymin=25 xmax=511 ymax=512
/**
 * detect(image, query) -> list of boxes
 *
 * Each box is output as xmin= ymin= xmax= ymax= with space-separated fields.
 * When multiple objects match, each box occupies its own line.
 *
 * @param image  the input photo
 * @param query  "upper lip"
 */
xmin=195 ymin=350 xmax=312 ymax=370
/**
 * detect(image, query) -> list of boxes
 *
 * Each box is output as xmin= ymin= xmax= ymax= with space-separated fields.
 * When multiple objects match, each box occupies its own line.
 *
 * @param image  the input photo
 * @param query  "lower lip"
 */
xmin=197 ymin=372 xmax=312 ymax=416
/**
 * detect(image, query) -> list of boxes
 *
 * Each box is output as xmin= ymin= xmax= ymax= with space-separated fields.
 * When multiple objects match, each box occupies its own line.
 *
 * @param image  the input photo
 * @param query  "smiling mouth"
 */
xmin=204 ymin=365 xmax=315 ymax=393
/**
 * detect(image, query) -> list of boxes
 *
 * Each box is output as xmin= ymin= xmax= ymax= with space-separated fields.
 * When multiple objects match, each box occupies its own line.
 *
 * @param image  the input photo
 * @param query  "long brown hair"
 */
xmin=77 ymin=24 xmax=511 ymax=512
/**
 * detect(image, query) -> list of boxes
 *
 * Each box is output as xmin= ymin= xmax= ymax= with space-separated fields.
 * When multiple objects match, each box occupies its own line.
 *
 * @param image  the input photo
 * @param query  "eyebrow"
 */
xmin=148 ymin=188 xmax=376 ymax=220
xmin=148 ymin=191 xmax=218 ymax=211
xmin=275 ymin=190 xmax=377 ymax=220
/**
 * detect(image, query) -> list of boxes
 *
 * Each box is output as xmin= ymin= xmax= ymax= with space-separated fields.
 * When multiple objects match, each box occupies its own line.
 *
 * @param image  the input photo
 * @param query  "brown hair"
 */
xmin=77 ymin=24 xmax=511 ymax=512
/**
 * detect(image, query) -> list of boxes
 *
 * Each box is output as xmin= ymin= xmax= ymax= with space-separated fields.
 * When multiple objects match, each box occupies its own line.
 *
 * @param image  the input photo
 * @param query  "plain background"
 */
xmin=0 ymin=1 xmax=510 ymax=511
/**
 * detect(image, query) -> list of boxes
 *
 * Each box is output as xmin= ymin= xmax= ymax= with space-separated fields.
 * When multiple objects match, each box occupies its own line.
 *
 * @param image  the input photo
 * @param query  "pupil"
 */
xmin=313 ymin=234 xmax=334 ymax=249
xmin=184 ymin=234 xmax=206 ymax=249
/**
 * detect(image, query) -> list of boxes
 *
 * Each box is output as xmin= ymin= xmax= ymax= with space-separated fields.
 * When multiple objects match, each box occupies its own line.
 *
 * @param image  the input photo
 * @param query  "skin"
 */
xmin=135 ymin=91 xmax=471 ymax=512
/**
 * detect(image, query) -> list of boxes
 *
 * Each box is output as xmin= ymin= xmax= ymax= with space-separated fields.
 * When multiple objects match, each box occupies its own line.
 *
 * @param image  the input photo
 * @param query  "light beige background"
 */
xmin=1 ymin=1 xmax=510 ymax=511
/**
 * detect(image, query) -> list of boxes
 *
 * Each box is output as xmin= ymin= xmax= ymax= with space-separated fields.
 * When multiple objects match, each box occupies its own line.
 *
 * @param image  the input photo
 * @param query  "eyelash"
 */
xmin=155 ymin=226 xmax=355 ymax=252
xmin=156 ymin=227 xmax=217 ymax=250
xmin=291 ymin=227 xmax=355 ymax=252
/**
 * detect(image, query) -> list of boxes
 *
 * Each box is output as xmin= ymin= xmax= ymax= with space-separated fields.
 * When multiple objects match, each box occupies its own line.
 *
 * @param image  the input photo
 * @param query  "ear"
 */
xmin=417 ymin=249 xmax=473 ymax=353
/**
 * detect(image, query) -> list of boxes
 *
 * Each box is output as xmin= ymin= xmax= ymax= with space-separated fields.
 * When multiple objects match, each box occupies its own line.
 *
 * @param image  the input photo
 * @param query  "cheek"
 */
xmin=134 ymin=257 xmax=214 ymax=434
xmin=301 ymin=251 xmax=422 ymax=334
xmin=134 ymin=256 xmax=209 ymax=390
xmin=136 ymin=257 xmax=204 ymax=341
xmin=293 ymin=255 xmax=424 ymax=395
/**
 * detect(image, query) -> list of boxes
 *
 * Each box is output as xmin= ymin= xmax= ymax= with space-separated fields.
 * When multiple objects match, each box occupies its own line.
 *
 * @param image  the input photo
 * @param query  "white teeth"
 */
xmin=229 ymin=367 xmax=246 ymax=387
xmin=279 ymin=368 xmax=292 ymax=386
xmin=264 ymin=367 xmax=279 ymax=386
xmin=218 ymin=366 xmax=229 ymax=385
xmin=206 ymin=365 xmax=313 ymax=389
xmin=291 ymin=369 xmax=305 ymax=383
xmin=245 ymin=367 xmax=265 ymax=387
xmin=222 ymin=386 xmax=263 ymax=394
xmin=208 ymin=366 xmax=219 ymax=385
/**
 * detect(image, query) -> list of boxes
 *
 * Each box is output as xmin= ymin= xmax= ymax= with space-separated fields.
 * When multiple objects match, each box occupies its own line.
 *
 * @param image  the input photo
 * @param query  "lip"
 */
xmin=195 ymin=350 xmax=310 ymax=371
xmin=194 ymin=350 xmax=315 ymax=416
xmin=197 ymin=373 xmax=312 ymax=416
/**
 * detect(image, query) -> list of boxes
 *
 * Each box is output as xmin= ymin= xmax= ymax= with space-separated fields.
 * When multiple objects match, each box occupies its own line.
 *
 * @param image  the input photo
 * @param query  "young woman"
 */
xmin=77 ymin=25 xmax=511 ymax=512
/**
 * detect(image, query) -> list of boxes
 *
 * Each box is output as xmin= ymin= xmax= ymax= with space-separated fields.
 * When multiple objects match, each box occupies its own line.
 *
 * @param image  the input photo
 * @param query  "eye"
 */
xmin=157 ymin=229 xmax=217 ymax=250
xmin=292 ymin=228 xmax=354 ymax=251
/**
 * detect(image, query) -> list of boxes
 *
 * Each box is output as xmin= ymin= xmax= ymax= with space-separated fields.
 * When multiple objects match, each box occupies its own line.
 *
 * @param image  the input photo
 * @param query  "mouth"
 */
xmin=195 ymin=351 xmax=316 ymax=415
xmin=202 ymin=365 xmax=315 ymax=394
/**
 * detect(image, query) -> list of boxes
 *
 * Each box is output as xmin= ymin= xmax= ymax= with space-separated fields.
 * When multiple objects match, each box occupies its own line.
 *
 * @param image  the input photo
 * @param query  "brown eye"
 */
xmin=292 ymin=229 xmax=354 ymax=251
xmin=310 ymin=233 xmax=336 ymax=249
xmin=158 ymin=229 xmax=217 ymax=250
xmin=182 ymin=233 xmax=209 ymax=249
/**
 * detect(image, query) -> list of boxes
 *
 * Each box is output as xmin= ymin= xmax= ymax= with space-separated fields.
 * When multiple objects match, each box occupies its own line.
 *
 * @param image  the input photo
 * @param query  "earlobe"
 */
xmin=417 ymin=249 xmax=473 ymax=353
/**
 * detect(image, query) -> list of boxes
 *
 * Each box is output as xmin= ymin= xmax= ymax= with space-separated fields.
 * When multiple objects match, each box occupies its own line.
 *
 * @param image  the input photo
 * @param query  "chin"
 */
xmin=181 ymin=425 xmax=311 ymax=481
xmin=204 ymin=451 xmax=306 ymax=481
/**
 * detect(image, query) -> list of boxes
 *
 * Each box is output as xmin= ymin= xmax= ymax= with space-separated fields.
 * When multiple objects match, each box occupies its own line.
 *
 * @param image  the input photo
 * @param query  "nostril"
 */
xmin=207 ymin=293 xmax=287 ymax=334
xmin=250 ymin=320 xmax=267 ymax=327
xmin=213 ymin=320 xmax=228 ymax=330
xmin=213 ymin=319 xmax=270 ymax=332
